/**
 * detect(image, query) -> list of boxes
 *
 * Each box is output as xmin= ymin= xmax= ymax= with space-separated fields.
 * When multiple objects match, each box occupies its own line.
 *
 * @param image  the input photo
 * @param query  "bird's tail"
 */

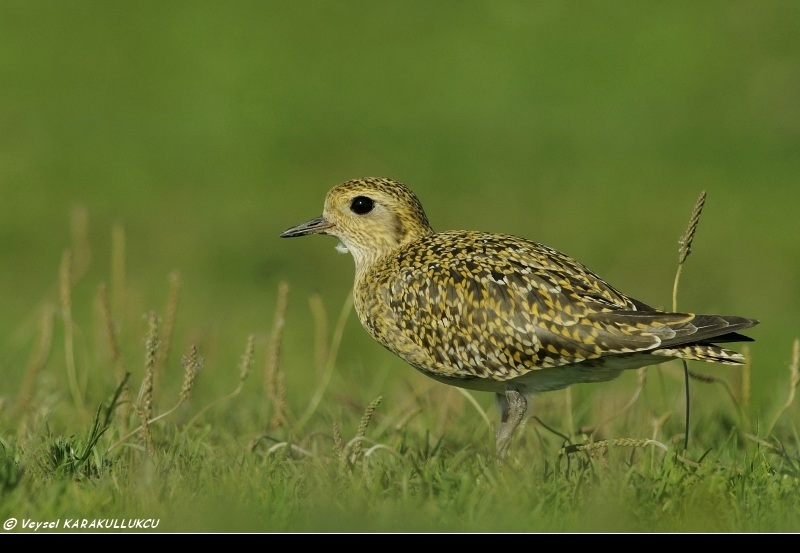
xmin=652 ymin=344 xmax=747 ymax=365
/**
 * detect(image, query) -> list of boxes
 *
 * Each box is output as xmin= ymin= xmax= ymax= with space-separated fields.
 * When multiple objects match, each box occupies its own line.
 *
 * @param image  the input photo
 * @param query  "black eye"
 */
xmin=350 ymin=196 xmax=374 ymax=215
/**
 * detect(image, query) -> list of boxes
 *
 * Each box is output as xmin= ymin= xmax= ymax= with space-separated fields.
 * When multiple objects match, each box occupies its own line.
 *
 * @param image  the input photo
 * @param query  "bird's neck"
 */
xmin=351 ymin=226 xmax=433 ymax=281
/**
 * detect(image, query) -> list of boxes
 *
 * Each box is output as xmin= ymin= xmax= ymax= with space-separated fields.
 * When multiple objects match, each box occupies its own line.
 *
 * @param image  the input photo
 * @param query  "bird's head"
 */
xmin=280 ymin=177 xmax=434 ymax=272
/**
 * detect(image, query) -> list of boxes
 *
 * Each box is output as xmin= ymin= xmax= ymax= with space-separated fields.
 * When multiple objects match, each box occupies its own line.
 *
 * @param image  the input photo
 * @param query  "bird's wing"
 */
xmin=378 ymin=233 xmax=675 ymax=379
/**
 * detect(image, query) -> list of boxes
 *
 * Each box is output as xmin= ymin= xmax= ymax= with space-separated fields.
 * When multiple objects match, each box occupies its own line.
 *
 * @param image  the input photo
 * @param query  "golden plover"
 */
xmin=280 ymin=177 xmax=758 ymax=457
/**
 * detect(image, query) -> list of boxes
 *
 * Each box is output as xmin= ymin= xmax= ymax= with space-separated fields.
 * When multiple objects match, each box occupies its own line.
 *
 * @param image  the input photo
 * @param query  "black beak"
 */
xmin=279 ymin=216 xmax=334 ymax=238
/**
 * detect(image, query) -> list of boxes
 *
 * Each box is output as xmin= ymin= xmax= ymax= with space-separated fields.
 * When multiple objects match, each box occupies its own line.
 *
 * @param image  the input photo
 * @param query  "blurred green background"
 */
xmin=1 ymin=2 xmax=798 ymax=417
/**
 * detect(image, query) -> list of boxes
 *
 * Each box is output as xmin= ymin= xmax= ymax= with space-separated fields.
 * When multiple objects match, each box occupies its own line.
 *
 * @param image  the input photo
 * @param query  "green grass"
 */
xmin=1 ymin=1 xmax=799 ymax=533
xmin=0 ymin=219 xmax=798 ymax=532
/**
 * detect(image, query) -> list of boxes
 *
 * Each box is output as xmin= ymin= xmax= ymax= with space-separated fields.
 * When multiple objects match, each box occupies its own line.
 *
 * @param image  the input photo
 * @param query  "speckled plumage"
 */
xmin=280 ymin=177 xmax=759 ymax=456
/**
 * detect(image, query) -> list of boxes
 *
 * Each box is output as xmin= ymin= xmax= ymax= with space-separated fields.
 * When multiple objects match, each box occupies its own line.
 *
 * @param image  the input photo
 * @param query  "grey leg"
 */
xmin=495 ymin=387 xmax=527 ymax=458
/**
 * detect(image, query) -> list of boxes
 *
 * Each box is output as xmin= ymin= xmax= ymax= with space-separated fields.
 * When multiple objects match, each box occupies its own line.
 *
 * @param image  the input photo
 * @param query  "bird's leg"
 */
xmin=494 ymin=387 xmax=527 ymax=458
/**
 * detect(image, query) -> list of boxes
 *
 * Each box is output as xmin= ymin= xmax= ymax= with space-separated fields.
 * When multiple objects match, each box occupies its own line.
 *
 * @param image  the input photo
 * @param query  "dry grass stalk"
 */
xmin=266 ymin=282 xmax=290 ymax=429
xmin=332 ymin=421 xmax=345 ymax=464
xmin=673 ymin=190 xmax=707 ymax=312
xmin=678 ymin=191 xmax=707 ymax=264
xmin=14 ymin=304 xmax=55 ymax=418
xmin=564 ymin=386 xmax=574 ymax=437
xmin=741 ymin=344 xmax=751 ymax=409
xmin=239 ymin=334 xmax=255 ymax=390
xmin=155 ymin=271 xmax=182 ymax=377
xmin=687 ymin=369 xmax=745 ymax=420
xmin=561 ymin=437 xmax=654 ymax=455
xmin=392 ymin=406 xmax=423 ymax=432
xmin=650 ymin=412 xmax=672 ymax=459
xmin=135 ymin=404 xmax=154 ymax=455
xmin=357 ymin=396 xmax=383 ymax=439
xmin=185 ymin=336 xmax=251 ymax=427
xmin=350 ymin=396 xmax=383 ymax=460
xmin=70 ymin=205 xmax=92 ymax=283
xmin=59 ymin=249 xmax=85 ymax=413
xmin=744 ymin=433 xmax=800 ymax=475
xmin=266 ymin=442 xmax=313 ymax=458
xmin=559 ymin=437 xmax=701 ymax=468
xmin=308 ymin=293 xmax=329 ymax=371
xmin=686 ymin=370 xmax=717 ymax=384
xmin=110 ymin=222 xmax=126 ymax=317
xmin=98 ymin=283 xmax=126 ymax=381
xmin=98 ymin=282 xmax=131 ymax=426
xmin=108 ymin=343 xmax=203 ymax=453
xmin=180 ymin=344 xmax=201 ymax=403
xmin=454 ymin=388 xmax=492 ymax=432
xmin=591 ymin=364 xmax=648 ymax=433
xmin=138 ymin=311 xmax=159 ymax=422
xmin=765 ymin=338 xmax=800 ymax=436
xmin=671 ymin=191 xmax=707 ymax=450
xmin=294 ymin=292 xmax=354 ymax=434
xmin=648 ymin=413 xmax=674 ymax=469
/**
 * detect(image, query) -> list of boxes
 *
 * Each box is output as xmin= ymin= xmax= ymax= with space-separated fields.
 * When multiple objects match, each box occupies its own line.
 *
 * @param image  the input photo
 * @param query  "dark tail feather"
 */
xmin=699 ymin=330 xmax=755 ymax=344
xmin=685 ymin=314 xmax=759 ymax=345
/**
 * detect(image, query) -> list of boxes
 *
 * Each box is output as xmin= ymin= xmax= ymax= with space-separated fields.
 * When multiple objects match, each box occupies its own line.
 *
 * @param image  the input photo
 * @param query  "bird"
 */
xmin=280 ymin=177 xmax=758 ymax=457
